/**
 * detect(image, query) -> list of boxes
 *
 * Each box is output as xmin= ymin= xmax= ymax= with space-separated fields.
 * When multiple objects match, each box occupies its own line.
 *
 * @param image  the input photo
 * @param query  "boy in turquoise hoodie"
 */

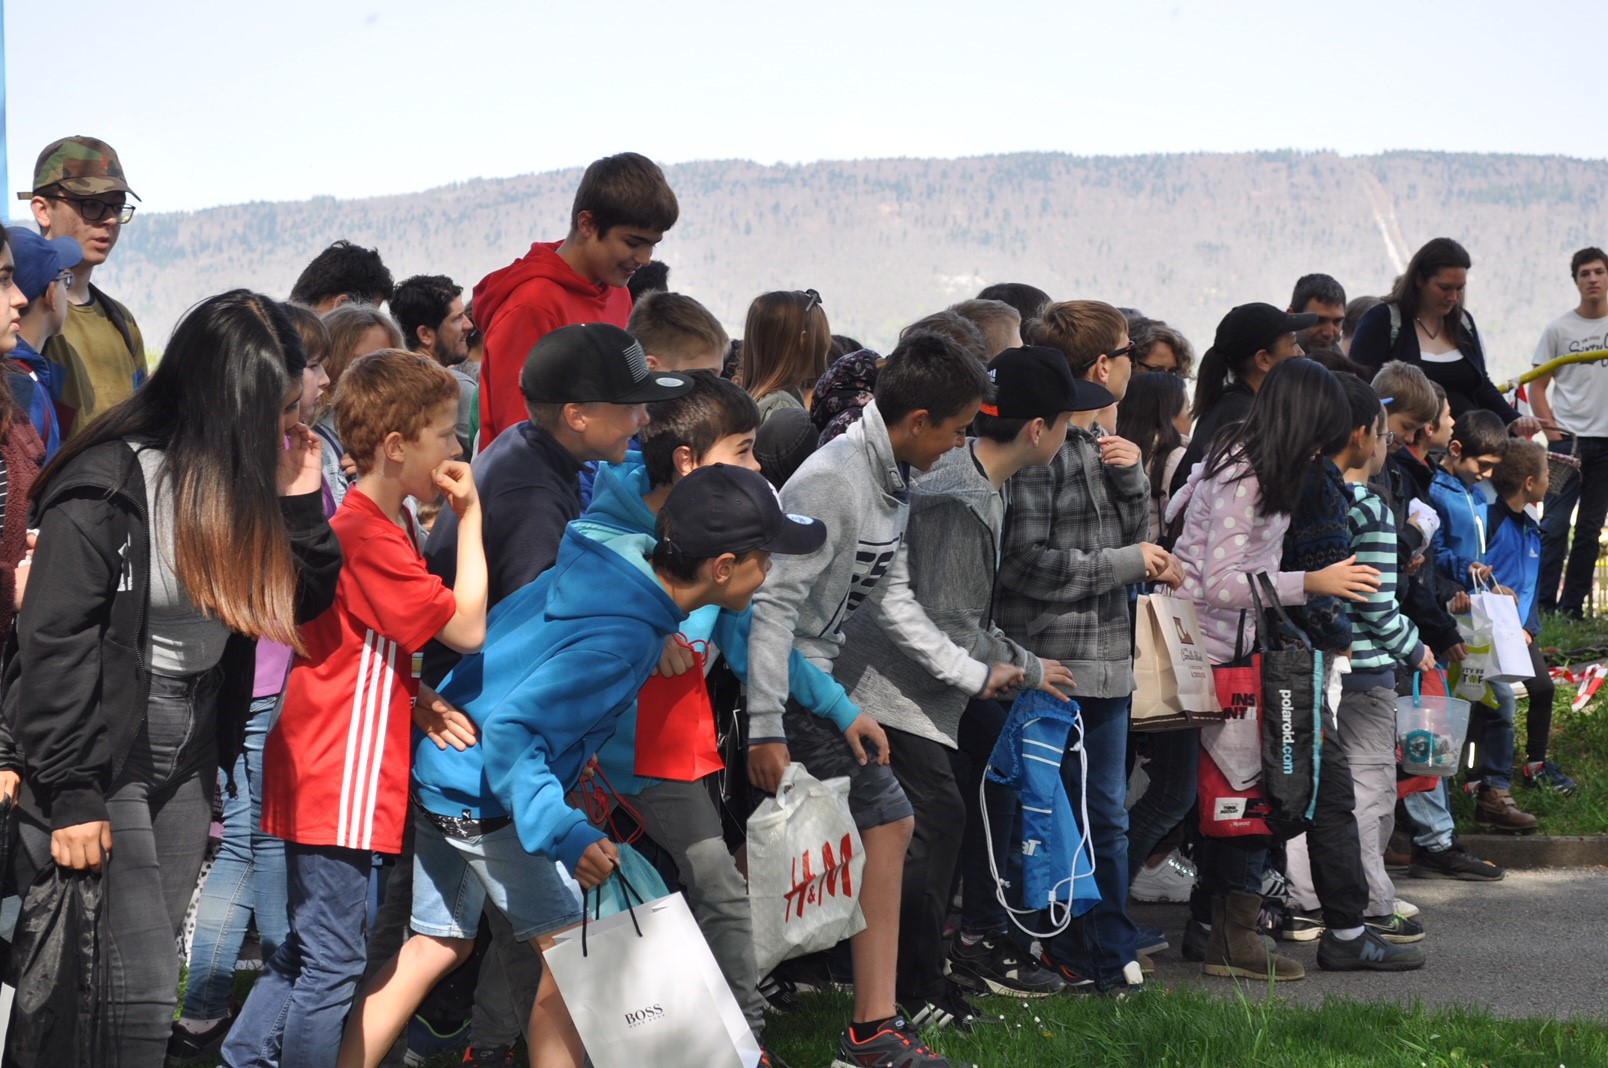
xmin=340 ymin=465 xmax=827 ymax=1068
xmin=579 ymin=372 xmax=857 ymax=1050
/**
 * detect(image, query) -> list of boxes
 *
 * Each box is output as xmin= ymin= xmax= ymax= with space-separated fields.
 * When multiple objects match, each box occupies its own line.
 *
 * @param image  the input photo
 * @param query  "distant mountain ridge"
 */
xmin=99 ymin=150 xmax=1608 ymax=382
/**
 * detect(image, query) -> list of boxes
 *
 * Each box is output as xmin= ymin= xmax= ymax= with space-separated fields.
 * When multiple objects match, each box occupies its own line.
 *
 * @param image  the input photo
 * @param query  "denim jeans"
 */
xmin=1474 ymin=684 xmax=1518 ymax=790
xmin=1125 ymin=727 xmax=1198 ymax=877
xmin=1539 ymin=434 xmax=1608 ymax=615
xmin=221 ymin=843 xmax=371 ymax=1068
xmin=181 ymin=696 xmax=288 ymax=1020
xmin=1044 ymin=695 xmax=1139 ymax=986
xmin=9 ymin=669 xmax=219 ymax=1068
xmin=1402 ymin=779 xmax=1456 ymax=852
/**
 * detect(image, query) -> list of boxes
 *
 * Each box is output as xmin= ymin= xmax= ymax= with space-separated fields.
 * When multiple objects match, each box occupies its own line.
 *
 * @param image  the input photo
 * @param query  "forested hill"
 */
xmin=99 ymin=150 xmax=1607 ymax=381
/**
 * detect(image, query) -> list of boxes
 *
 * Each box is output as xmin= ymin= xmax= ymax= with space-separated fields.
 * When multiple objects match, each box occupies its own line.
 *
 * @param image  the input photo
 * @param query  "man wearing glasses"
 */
xmin=18 ymin=136 xmax=146 ymax=437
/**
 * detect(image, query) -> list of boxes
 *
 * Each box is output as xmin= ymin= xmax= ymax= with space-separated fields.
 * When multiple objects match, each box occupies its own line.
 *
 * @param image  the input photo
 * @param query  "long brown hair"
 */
xmin=1388 ymin=237 xmax=1474 ymax=348
xmin=740 ymin=290 xmax=831 ymax=403
xmin=37 ymin=290 xmax=309 ymax=649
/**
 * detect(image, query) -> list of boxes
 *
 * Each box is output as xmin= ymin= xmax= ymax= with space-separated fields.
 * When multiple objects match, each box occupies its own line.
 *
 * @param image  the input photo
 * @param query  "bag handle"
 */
xmin=580 ymin=857 xmax=646 ymax=958
xmin=1253 ymin=572 xmax=1313 ymax=651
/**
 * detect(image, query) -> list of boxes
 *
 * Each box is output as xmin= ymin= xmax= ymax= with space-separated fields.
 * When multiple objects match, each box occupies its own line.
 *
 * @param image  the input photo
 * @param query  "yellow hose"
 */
xmin=1496 ymin=349 xmax=1608 ymax=395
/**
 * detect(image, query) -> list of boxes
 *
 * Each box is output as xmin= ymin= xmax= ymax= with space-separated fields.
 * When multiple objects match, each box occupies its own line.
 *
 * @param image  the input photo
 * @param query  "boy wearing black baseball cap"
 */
xmin=424 ymin=322 xmax=693 ymax=676
xmin=833 ymin=346 xmax=1099 ymax=1014
xmin=342 ymin=465 xmax=825 ymax=1066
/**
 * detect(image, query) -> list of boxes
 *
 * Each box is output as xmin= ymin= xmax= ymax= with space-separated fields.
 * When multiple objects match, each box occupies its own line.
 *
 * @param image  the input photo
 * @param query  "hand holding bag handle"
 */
xmin=581 ymin=859 xmax=645 ymax=959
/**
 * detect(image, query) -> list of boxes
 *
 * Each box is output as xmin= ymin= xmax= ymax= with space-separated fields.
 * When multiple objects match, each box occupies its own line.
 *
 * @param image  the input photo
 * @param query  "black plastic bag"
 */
xmin=1251 ymin=573 xmax=1325 ymax=838
xmin=3 ymin=865 xmax=109 ymax=1068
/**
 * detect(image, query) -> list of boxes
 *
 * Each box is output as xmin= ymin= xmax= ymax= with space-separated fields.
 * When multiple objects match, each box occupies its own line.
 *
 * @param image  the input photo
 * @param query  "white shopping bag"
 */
xmin=746 ymin=763 xmax=867 ymax=977
xmin=1469 ymin=589 xmax=1533 ymax=684
xmin=543 ymin=891 xmax=761 ymax=1068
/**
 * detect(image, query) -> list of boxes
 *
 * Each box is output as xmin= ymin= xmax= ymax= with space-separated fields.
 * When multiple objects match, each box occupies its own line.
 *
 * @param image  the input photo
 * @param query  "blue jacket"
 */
xmin=580 ymin=457 xmax=858 ymax=796
xmin=985 ymin=691 xmax=1098 ymax=923
xmin=1428 ymin=466 xmax=1488 ymax=593
xmin=414 ymin=527 xmax=686 ymax=872
xmin=7 ymin=340 xmax=62 ymax=462
xmin=1485 ymin=499 xmax=1542 ymax=635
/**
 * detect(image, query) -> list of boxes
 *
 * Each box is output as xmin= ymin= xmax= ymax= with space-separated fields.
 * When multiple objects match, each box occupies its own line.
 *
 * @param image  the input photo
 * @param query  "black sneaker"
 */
xmin=831 ymin=1017 xmax=975 ymax=1067
xmin=1316 ymin=929 xmax=1425 ymax=971
xmin=1407 ymin=843 xmax=1505 ymax=881
xmin=1364 ymin=913 xmax=1427 ymax=944
xmin=1181 ymin=918 xmax=1210 ymax=962
xmin=1037 ymin=952 xmax=1097 ymax=990
xmin=463 ymin=1045 xmax=516 ymax=1066
xmin=758 ymin=973 xmax=802 ymax=1014
xmin=948 ymin=934 xmax=1067 ymax=997
xmin=166 ymin=1017 xmax=232 ymax=1064
xmin=903 ymin=983 xmax=1000 ymax=1033
xmin=1278 ymin=908 xmax=1325 ymax=942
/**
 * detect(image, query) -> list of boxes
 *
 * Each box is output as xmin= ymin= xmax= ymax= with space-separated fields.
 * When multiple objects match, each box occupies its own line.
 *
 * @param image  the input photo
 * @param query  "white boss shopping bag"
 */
xmin=543 ymin=891 xmax=761 ymax=1068
xmin=746 ymin=763 xmax=867 ymax=977
xmin=1469 ymin=588 xmax=1533 ymax=684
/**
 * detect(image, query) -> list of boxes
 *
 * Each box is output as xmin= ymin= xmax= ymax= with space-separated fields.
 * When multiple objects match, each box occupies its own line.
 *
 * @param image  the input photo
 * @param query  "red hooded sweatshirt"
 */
xmin=472 ymin=241 xmax=633 ymax=444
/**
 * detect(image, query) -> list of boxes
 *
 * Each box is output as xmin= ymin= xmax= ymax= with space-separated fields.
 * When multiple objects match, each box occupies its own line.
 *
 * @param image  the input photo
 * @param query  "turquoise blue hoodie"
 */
xmin=581 ymin=456 xmax=859 ymax=796
xmin=412 ymin=526 xmax=685 ymax=872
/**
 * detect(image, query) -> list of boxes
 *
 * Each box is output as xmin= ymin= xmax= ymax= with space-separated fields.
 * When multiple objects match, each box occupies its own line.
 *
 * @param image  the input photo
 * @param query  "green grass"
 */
xmin=763 ymin=988 xmax=1608 ymax=1068
xmin=1443 ymin=610 xmax=1608 ymax=837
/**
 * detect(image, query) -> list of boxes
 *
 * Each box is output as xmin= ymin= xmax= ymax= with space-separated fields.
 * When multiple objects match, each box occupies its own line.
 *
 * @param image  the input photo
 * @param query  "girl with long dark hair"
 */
xmin=1115 ymin=370 xmax=1190 ymax=542
xmin=6 ymin=290 xmax=341 ymax=1067
xmin=1167 ymin=358 xmax=1378 ymax=982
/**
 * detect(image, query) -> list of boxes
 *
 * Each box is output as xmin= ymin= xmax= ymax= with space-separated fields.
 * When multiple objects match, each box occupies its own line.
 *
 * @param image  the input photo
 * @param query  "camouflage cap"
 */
xmin=17 ymin=136 xmax=140 ymax=201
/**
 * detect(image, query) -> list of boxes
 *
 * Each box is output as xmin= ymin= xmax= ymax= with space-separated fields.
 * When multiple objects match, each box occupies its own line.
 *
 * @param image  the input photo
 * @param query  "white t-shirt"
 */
xmin=1533 ymin=309 xmax=1608 ymax=437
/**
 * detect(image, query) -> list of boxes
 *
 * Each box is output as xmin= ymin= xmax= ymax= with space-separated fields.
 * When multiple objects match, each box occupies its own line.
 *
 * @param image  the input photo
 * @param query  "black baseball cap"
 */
xmin=520 ymin=323 xmax=693 ymax=404
xmin=1210 ymin=303 xmax=1318 ymax=363
xmin=659 ymin=464 xmax=827 ymax=557
xmin=980 ymin=345 xmax=1113 ymax=419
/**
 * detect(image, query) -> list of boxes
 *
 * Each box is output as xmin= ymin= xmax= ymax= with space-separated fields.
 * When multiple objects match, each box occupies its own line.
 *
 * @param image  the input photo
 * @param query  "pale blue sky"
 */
xmin=3 ymin=0 xmax=1597 ymax=214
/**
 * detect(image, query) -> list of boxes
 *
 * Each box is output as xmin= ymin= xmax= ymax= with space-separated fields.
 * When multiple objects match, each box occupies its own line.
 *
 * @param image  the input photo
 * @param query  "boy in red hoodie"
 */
xmin=473 ymin=152 xmax=679 ymax=445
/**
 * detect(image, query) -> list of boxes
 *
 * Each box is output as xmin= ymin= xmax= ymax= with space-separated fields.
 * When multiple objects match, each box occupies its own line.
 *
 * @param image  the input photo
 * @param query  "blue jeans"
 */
xmin=1539 ymin=434 xmax=1608 ymax=615
xmin=1044 ymin=695 xmax=1138 ymax=986
xmin=221 ymin=844 xmax=371 ymax=1068
xmin=181 ymin=696 xmax=288 ymax=1020
xmin=1125 ymin=727 xmax=1198 ymax=877
xmin=1402 ymin=779 xmax=1456 ymax=852
xmin=1475 ymin=683 xmax=1518 ymax=790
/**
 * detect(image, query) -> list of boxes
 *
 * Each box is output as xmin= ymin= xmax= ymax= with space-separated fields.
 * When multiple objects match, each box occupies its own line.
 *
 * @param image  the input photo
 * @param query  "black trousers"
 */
xmin=887 ymin=724 xmax=966 ymax=1005
xmin=1306 ymin=730 xmax=1370 ymax=929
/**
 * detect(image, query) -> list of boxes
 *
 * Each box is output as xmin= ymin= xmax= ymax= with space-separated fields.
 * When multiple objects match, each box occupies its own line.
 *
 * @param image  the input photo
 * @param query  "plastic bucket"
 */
xmin=1396 ymin=673 xmax=1472 ymax=777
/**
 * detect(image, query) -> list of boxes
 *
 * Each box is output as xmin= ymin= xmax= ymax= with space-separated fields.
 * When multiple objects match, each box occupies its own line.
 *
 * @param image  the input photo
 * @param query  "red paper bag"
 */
xmin=634 ymin=640 xmax=724 ymax=782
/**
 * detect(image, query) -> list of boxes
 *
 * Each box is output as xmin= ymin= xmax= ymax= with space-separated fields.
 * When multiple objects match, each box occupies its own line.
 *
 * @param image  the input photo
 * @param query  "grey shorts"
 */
xmin=783 ymin=699 xmax=913 ymax=830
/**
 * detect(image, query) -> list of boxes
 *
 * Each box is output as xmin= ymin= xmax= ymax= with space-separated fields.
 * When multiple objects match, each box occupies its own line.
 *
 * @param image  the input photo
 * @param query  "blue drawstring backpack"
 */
xmin=981 ymin=690 xmax=1100 ymax=937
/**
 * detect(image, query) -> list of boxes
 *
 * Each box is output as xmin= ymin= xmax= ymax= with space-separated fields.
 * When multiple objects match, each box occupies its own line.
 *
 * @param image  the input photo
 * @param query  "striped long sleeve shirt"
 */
xmin=1346 ymin=481 xmax=1426 ymax=673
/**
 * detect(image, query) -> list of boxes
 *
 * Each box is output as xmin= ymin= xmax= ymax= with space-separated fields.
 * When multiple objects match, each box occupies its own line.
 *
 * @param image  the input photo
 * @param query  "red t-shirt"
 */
xmin=261 ymin=490 xmax=457 ymax=854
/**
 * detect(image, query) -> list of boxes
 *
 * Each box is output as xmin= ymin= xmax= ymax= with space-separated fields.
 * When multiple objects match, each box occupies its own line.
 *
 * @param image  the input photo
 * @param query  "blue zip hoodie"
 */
xmin=8 ymin=339 xmax=62 ymax=462
xmin=1428 ymin=465 xmax=1487 ymax=593
xmin=1485 ymin=498 xmax=1542 ymax=636
xmin=413 ymin=526 xmax=686 ymax=873
xmin=580 ymin=456 xmax=859 ymax=796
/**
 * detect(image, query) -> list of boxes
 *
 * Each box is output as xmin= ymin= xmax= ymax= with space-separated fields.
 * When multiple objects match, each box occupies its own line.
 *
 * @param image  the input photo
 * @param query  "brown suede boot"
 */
xmin=1202 ymin=892 xmax=1305 ymax=980
xmin=1475 ymin=786 xmax=1539 ymax=834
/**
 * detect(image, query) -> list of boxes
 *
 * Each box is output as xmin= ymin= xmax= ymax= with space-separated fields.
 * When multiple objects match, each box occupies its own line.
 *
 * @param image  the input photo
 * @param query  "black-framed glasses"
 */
xmin=800 ymin=289 xmax=823 ymax=315
xmin=53 ymin=196 xmax=135 ymax=224
xmin=1105 ymin=340 xmax=1138 ymax=361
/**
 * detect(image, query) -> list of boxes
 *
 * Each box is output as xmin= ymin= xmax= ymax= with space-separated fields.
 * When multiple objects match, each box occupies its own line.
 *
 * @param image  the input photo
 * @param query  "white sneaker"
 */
xmin=1394 ymin=898 xmax=1420 ymax=919
xmin=1129 ymin=849 xmax=1197 ymax=903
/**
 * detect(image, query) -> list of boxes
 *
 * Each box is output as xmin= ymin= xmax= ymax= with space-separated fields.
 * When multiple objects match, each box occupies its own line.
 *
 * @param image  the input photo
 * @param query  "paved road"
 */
xmin=1131 ymin=867 xmax=1608 ymax=1019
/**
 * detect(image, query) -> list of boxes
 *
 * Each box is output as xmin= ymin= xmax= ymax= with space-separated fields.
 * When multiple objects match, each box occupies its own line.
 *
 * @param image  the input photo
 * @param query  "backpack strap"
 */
xmin=87 ymin=283 xmax=139 ymax=366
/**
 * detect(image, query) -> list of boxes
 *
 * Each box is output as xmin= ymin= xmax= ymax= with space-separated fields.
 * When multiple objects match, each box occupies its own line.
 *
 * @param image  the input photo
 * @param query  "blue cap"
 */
xmin=6 ymin=227 xmax=84 ymax=301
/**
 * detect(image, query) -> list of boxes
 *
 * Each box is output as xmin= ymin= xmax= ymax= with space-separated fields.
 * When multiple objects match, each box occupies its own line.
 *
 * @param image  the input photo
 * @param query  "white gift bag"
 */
xmin=746 ymin=763 xmax=867 ymax=977
xmin=1469 ymin=588 xmax=1533 ymax=684
xmin=543 ymin=891 xmax=761 ymax=1068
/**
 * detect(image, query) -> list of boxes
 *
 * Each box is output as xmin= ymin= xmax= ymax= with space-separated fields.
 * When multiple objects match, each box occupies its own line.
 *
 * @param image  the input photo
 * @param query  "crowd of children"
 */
xmin=0 ymin=142 xmax=1597 ymax=1068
